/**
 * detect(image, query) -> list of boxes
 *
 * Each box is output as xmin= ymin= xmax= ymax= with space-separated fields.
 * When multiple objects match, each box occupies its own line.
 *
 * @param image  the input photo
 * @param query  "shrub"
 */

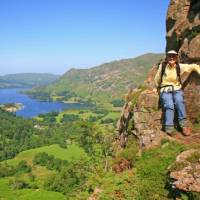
xmin=33 ymin=152 xmax=68 ymax=171
xmin=16 ymin=160 xmax=32 ymax=173
xmin=88 ymin=116 xmax=101 ymax=122
xmin=100 ymin=118 xmax=115 ymax=124
xmin=111 ymin=99 xmax=125 ymax=107
xmin=92 ymin=109 xmax=108 ymax=115
xmin=61 ymin=114 xmax=80 ymax=122
xmin=9 ymin=178 xmax=30 ymax=189
xmin=33 ymin=152 xmax=49 ymax=166
xmin=44 ymin=157 xmax=90 ymax=195
xmin=114 ymin=136 xmax=139 ymax=168
xmin=0 ymin=163 xmax=16 ymax=177
xmin=189 ymin=192 xmax=200 ymax=200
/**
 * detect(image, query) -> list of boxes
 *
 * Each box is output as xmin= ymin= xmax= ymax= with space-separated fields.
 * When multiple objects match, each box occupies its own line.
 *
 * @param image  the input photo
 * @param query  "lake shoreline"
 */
xmin=0 ymin=87 xmax=89 ymax=118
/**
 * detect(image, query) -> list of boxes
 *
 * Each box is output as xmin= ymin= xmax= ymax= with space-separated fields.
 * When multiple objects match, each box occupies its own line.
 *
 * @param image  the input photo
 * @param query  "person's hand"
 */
xmin=152 ymin=88 xmax=157 ymax=93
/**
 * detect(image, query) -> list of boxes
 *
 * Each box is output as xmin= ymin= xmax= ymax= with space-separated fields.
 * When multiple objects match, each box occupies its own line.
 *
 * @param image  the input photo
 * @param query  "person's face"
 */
xmin=167 ymin=54 xmax=178 ymax=66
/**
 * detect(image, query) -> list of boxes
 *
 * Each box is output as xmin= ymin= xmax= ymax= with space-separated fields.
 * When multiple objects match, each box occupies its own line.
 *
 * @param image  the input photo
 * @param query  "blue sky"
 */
xmin=0 ymin=0 xmax=170 ymax=75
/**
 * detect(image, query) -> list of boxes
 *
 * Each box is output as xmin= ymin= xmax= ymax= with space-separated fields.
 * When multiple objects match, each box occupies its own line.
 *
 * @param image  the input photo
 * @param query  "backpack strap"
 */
xmin=158 ymin=62 xmax=167 ymax=88
xmin=175 ymin=63 xmax=182 ymax=87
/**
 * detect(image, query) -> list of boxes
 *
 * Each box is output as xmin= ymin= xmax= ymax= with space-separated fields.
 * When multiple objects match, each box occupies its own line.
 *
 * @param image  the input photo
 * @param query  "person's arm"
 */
xmin=180 ymin=63 xmax=200 ymax=75
xmin=154 ymin=64 xmax=162 ymax=88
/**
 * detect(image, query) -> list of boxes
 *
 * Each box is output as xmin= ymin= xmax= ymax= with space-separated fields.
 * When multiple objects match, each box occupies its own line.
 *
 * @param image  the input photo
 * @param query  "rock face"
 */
xmin=166 ymin=0 xmax=200 ymax=123
xmin=169 ymin=149 xmax=200 ymax=193
xmin=132 ymin=88 xmax=164 ymax=148
xmin=117 ymin=0 xmax=200 ymax=149
xmin=166 ymin=0 xmax=200 ymax=63
xmin=117 ymin=68 xmax=165 ymax=149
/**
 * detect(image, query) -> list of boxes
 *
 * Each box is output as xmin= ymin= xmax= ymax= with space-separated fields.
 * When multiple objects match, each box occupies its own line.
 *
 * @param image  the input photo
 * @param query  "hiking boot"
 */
xmin=166 ymin=129 xmax=177 ymax=137
xmin=181 ymin=127 xmax=191 ymax=136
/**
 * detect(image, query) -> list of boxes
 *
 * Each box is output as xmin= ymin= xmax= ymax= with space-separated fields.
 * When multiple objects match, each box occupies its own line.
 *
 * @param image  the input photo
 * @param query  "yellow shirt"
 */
xmin=154 ymin=63 xmax=200 ymax=92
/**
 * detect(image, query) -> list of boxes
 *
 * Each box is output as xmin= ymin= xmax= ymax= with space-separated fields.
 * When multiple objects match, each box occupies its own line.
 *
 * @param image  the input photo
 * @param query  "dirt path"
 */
xmin=166 ymin=132 xmax=200 ymax=145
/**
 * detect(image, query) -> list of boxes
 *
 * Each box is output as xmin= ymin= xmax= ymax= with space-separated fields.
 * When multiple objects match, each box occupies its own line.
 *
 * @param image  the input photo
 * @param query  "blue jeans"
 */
xmin=160 ymin=90 xmax=186 ymax=130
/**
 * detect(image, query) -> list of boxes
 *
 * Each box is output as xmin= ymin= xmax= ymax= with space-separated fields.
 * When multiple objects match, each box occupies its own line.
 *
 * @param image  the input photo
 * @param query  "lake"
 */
xmin=0 ymin=88 xmax=87 ymax=118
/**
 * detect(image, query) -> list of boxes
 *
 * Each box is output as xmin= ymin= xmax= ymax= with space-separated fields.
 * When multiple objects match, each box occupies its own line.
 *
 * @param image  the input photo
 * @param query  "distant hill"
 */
xmin=29 ymin=53 xmax=163 ymax=103
xmin=0 ymin=73 xmax=60 ymax=88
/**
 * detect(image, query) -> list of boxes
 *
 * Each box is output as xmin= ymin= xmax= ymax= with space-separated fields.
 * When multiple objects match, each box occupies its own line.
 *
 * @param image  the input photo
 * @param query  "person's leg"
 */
xmin=173 ymin=90 xmax=191 ymax=136
xmin=173 ymin=90 xmax=186 ymax=128
xmin=160 ymin=92 xmax=174 ymax=132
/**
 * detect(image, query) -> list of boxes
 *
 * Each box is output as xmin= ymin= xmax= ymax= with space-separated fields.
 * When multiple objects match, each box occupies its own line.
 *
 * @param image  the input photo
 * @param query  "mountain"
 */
xmin=29 ymin=53 xmax=163 ymax=103
xmin=0 ymin=73 xmax=60 ymax=88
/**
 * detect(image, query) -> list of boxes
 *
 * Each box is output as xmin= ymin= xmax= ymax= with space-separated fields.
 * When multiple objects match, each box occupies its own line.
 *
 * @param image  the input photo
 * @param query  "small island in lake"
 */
xmin=0 ymin=103 xmax=24 ymax=112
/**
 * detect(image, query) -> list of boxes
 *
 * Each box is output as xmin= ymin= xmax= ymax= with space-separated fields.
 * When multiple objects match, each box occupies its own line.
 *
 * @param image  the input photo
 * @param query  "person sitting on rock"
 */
xmin=154 ymin=50 xmax=200 ymax=136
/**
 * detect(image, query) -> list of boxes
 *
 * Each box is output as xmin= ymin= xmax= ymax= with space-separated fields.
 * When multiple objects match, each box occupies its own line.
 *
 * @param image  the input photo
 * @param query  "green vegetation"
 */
xmin=0 ymin=108 xmax=44 ymax=161
xmin=133 ymin=142 xmax=186 ymax=200
xmin=111 ymin=99 xmax=125 ymax=107
xmin=33 ymin=152 xmax=68 ymax=171
xmin=61 ymin=114 xmax=80 ymax=122
xmin=0 ymin=106 xmax=115 ymax=199
xmin=0 ymin=178 xmax=66 ymax=200
xmin=1 ymin=99 xmax=197 ymax=199
xmin=44 ymin=156 xmax=90 ymax=195
xmin=5 ymin=144 xmax=86 ymax=166
xmin=37 ymin=111 xmax=59 ymax=124
xmin=114 ymin=136 xmax=139 ymax=168
xmin=74 ymin=140 xmax=185 ymax=200
xmin=0 ymin=160 xmax=31 ymax=178
xmin=188 ymin=192 xmax=200 ymax=200
xmin=0 ymin=142 xmax=94 ymax=199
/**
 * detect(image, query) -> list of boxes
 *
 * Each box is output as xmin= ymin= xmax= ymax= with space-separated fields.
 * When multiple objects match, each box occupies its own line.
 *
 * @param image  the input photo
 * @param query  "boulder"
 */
xmin=169 ymin=149 xmax=200 ymax=193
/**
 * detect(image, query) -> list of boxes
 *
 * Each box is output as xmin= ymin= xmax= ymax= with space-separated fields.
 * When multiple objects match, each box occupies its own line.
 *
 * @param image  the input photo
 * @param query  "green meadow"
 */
xmin=4 ymin=144 xmax=86 ymax=166
xmin=55 ymin=109 xmax=120 ymax=124
xmin=0 ymin=144 xmax=86 ymax=200
xmin=0 ymin=178 xmax=66 ymax=200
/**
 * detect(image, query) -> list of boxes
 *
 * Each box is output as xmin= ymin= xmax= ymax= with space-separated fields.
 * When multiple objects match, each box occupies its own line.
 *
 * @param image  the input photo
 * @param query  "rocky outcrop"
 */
xmin=132 ymin=89 xmax=163 ymax=148
xmin=117 ymin=68 xmax=165 ymax=149
xmin=166 ymin=0 xmax=200 ymax=63
xmin=116 ymin=100 xmax=134 ymax=148
xmin=169 ymin=149 xmax=200 ymax=193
